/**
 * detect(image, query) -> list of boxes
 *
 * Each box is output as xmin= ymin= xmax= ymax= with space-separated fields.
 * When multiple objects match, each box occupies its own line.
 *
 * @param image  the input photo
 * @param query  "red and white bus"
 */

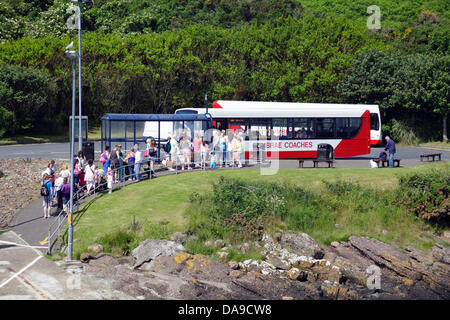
xmin=175 ymin=100 xmax=381 ymax=159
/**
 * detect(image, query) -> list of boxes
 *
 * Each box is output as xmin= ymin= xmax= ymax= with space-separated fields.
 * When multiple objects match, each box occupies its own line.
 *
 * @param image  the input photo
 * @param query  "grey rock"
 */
xmin=88 ymin=243 xmax=104 ymax=255
xmin=228 ymin=261 xmax=240 ymax=270
xmin=214 ymin=239 xmax=226 ymax=248
xmin=279 ymin=233 xmax=324 ymax=259
xmin=218 ymin=251 xmax=229 ymax=261
xmin=431 ymin=244 xmax=450 ymax=264
xmin=266 ymin=254 xmax=291 ymax=270
xmin=132 ymin=239 xmax=184 ymax=269
xmin=241 ymin=242 xmax=252 ymax=252
xmin=170 ymin=232 xmax=188 ymax=243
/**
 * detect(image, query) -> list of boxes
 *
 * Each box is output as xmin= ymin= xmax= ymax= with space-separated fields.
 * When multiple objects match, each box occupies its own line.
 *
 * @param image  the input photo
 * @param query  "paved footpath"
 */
xmin=0 ymin=230 xmax=133 ymax=299
xmin=8 ymin=198 xmax=52 ymax=250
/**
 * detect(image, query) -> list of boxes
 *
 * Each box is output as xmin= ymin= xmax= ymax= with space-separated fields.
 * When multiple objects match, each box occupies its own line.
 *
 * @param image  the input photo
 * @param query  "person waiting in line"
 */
xmin=210 ymin=148 xmax=217 ymax=169
xmin=73 ymin=158 xmax=81 ymax=187
xmin=60 ymin=177 xmax=71 ymax=215
xmin=109 ymin=145 xmax=120 ymax=183
xmin=134 ymin=144 xmax=143 ymax=181
xmin=200 ymin=138 xmax=208 ymax=170
xmin=149 ymin=140 xmax=157 ymax=174
xmin=164 ymin=136 xmax=172 ymax=160
xmin=104 ymin=146 xmax=111 ymax=173
xmin=218 ymin=130 xmax=227 ymax=168
xmin=384 ymin=136 xmax=396 ymax=168
xmin=77 ymin=151 xmax=86 ymax=170
xmin=169 ymin=136 xmax=178 ymax=171
xmin=41 ymin=162 xmax=53 ymax=180
xmin=193 ymin=133 xmax=201 ymax=168
xmin=232 ymin=134 xmax=240 ymax=167
xmin=179 ymin=134 xmax=191 ymax=171
xmin=117 ymin=144 xmax=125 ymax=182
xmin=54 ymin=172 xmax=64 ymax=211
xmin=107 ymin=166 xmax=113 ymax=194
xmin=226 ymin=131 xmax=234 ymax=167
xmin=41 ymin=173 xmax=53 ymax=219
xmin=84 ymin=159 xmax=96 ymax=194
xmin=124 ymin=147 xmax=136 ymax=181
xmin=59 ymin=164 xmax=70 ymax=180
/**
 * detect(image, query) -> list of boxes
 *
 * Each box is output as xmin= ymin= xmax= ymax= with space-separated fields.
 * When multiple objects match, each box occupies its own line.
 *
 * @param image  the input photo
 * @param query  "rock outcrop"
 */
xmin=132 ymin=239 xmax=185 ymax=269
xmin=80 ymin=232 xmax=450 ymax=300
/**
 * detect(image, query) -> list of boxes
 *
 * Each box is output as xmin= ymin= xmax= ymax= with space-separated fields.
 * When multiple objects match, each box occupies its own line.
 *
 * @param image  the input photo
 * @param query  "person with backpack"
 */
xmin=41 ymin=173 xmax=54 ymax=219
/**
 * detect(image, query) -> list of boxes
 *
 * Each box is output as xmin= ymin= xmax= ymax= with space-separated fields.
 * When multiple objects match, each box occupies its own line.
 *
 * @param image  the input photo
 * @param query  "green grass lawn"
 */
xmin=67 ymin=163 xmax=448 ymax=259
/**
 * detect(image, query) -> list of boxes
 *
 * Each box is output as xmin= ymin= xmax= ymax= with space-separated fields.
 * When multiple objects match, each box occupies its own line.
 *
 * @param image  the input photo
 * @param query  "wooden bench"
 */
xmin=313 ymin=159 xmax=335 ymax=168
xmin=373 ymin=159 xmax=401 ymax=167
xmin=420 ymin=153 xmax=442 ymax=162
xmin=298 ymin=159 xmax=335 ymax=168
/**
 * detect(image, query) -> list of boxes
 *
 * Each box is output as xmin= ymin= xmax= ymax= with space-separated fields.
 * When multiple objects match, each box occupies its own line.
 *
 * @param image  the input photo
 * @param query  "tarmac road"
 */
xmin=0 ymin=142 xmax=448 ymax=168
xmin=0 ymin=142 xmax=102 ymax=160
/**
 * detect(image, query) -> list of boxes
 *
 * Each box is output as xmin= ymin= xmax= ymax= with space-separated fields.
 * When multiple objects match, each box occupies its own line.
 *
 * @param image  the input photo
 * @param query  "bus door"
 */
xmin=249 ymin=119 xmax=270 ymax=163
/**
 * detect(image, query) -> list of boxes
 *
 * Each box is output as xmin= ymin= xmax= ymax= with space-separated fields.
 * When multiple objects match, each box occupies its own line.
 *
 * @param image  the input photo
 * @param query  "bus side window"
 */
xmin=315 ymin=118 xmax=335 ymax=138
xmin=292 ymin=118 xmax=314 ymax=139
xmin=370 ymin=113 xmax=379 ymax=130
xmin=273 ymin=119 xmax=288 ymax=140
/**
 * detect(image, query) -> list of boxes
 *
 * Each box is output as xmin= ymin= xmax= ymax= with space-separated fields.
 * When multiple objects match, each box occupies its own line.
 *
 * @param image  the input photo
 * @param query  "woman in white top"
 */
xmin=134 ymin=144 xmax=143 ymax=181
xmin=84 ymin=159 xmax=96 ymax=194
xmin=169 ymin=136 xmax=178 ymax=170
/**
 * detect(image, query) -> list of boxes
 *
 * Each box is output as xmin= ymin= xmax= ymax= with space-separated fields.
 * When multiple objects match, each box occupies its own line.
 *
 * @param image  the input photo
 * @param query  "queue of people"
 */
xmin=40 ymin=152 xmax=99 ymax=219
xmin=41 ymin=134 xmax=247 ymax=218
xmin=163 ymin=130 xmax=245 ymax=170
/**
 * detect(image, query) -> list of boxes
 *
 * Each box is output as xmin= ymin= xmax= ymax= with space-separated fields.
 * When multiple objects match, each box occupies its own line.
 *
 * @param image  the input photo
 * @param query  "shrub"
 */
xmin=397 ymin=164 xmax=450 ymax=225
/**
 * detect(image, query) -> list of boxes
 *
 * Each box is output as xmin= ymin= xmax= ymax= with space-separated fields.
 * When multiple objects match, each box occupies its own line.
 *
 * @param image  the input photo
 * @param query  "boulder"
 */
xmin=88 ymin=243 xmax=103 ymax=255
xmin=228 ymin=261 xmax=240 ymax=270
xmin=170 ymin=232 xmax=188 ymax=243
xmin=218 ymin=251 xmax=229 ymax=261
xmin=430 ymin=244 xmax=450 ymax=264
xmin=349 ymin=236 xmax=450 ymax=299
xmin=80 ymin=252 xmax=95 ymax=263
xmin=132 ymin=239 xmax=184 ymax=269
xmin=279 ymin=233 xmax=324 ymax=259
xmin=214 ymin=239 xmax=226 ymax=248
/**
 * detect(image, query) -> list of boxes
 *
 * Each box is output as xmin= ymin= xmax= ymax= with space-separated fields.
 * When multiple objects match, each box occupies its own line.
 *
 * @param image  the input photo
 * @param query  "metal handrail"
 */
xmin=46 ymin=149 xmax=266 ymax=254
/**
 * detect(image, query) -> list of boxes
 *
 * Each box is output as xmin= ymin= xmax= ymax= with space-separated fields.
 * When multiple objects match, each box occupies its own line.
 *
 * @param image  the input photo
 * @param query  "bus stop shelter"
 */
xmin=100 ymin=113 xmax=212 ymax=161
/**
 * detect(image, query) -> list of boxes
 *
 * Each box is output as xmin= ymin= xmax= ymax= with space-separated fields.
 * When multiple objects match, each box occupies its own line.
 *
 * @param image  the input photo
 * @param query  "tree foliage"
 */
xmin=0 ymin=65 xmax=56 ymax=134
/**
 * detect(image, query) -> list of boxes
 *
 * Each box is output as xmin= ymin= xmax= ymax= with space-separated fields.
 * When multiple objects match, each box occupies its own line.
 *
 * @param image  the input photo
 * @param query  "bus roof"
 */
xmin=177 ymin=108 xmax=369 ymax=118
xmin=213 ymin=100 xmax=379 ymax=112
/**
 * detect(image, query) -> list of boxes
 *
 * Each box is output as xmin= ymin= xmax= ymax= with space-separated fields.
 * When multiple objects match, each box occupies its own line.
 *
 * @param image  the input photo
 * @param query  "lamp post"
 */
xmin=70 ymin=0 xmax=92 ymax=153
xmin=65 ymin=48 xmax=79 ymax=261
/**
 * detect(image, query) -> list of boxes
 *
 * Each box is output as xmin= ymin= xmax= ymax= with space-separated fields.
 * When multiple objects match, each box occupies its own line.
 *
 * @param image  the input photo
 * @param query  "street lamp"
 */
xmin=69 ymin=0 xmax=93 ymax=153
xmin=65 ymin=47 xmax=79 ymax=261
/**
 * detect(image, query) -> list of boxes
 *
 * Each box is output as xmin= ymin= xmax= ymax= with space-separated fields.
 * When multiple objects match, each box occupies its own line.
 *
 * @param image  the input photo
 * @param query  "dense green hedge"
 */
xmin=0 ymin=1 xmax=448 ymax=139
xmin=0 ymin=16 xmax=381 ymax=133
